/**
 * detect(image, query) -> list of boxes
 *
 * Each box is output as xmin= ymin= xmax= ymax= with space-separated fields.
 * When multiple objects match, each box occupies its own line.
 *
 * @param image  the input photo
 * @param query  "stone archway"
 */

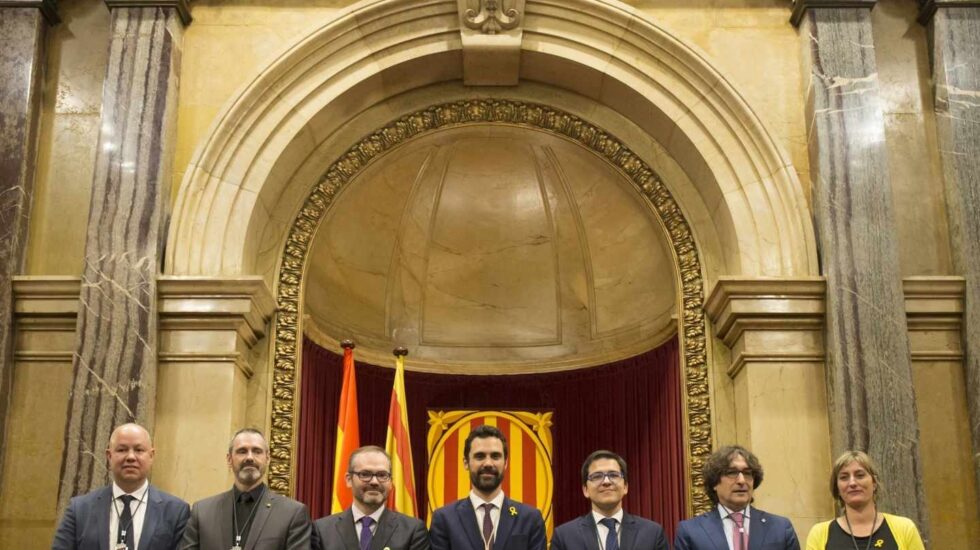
xmin=165 ymin=0 xmax=817 ymax=514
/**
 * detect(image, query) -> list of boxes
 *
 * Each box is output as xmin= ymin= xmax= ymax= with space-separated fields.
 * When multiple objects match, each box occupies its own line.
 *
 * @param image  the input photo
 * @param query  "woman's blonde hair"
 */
xmin=830 ymin=450 xmax=880 ymax=508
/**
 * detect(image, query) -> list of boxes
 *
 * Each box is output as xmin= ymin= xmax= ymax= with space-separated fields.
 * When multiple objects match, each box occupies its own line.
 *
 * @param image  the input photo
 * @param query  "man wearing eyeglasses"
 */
xmin=430 ymin=425 xmax=545 ymax=550
xmin=551 ymin=450 xmax=668 ymax=550
xmin=674 ymin=445 xmax=800 ymax=550
xmin=312 ymin=446 xmax=429 ymax=550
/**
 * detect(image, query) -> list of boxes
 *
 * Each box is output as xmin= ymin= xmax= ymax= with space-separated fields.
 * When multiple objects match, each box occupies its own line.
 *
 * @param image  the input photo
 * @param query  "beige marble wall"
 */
xmin=26 ymin=0 xmax=107 ymax=275
xmin=871 ymin=0 xmax=952 ymax=276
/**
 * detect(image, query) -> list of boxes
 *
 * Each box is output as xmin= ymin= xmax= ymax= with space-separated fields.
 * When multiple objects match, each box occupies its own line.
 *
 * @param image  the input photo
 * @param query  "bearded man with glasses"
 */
xmin=551 ymin=450 xmax=668 ymax=550
xmin=312 ymin=446 xmax=429 ymax=550
xmin=674 ymin=445 xmax=800 ymax=550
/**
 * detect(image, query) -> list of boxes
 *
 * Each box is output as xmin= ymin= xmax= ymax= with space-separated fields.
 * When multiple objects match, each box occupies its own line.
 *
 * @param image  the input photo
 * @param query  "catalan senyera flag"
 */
xmin=331 ymin=343 xmax=360 ymax=514
xmin=385 ymin=351 xmax=418 ymax=517
xmin=425 ymin=410 xmax=554 ymax=538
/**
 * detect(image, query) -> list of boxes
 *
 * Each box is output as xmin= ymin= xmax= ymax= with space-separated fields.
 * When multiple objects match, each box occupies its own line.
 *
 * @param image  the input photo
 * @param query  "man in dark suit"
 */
xmin=52 ymin=423 xmax=190 ymax=550
xmin=180 ymin=428 xmax=311 ymax=550
xmin=674 ymin=445 xmax=800 ymax=550
xmin=312 ymin=445 xmax=429 ymax=550
xmin=551 ymin=450 xmax=667 ymax=550
xmin=430 ymin=425 xmax=545 ymax=550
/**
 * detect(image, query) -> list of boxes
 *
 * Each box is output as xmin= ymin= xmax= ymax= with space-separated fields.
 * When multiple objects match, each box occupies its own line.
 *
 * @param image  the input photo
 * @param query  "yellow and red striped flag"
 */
xmin=385 ymin=348 xmax=418 ymax=517
xmin=331 ymin=340 xmax=360 ymax=513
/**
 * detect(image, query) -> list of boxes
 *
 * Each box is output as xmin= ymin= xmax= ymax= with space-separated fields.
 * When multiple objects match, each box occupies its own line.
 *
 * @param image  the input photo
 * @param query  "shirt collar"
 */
xmin=233 ymin=483 xmax=267 ymax=503
xmin=591 ymin=509 xmax=624 ymax=525
xmin=112 ymin=480 xmax=149 ymax=500
xmin=717 ymin=503 xmax=751 ymax=519
xmin=352 ymin=503 xmax=385 ymax=524
xmin=469 ymin=490 xmax=505 ymax=511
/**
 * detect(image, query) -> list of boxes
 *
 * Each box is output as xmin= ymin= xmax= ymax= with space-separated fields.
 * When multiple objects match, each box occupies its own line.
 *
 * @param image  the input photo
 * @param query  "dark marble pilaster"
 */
xmin=0 ymin=0 xmax=56 ymax=495
xmin=796 ymin=3 xmax=930 ymax=537
xmin=57 ymin=2 xmax=185 ymax=511
xmin=919 ymin=0 xmax=980 ymax=513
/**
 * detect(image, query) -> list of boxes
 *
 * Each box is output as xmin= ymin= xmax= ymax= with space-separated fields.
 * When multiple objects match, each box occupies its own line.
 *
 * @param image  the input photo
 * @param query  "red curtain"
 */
xmin=296 ymin=337 xmax=686 ymax=541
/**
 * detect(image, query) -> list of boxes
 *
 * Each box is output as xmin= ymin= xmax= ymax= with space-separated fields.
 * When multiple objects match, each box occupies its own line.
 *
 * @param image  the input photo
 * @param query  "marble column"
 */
xmin=0 ymin=0 xmax=58 ymax=496
xmin=792 ymin=0 xmax=930 ymax=536
xmin=706 ymin=278 xmax=831 ymax=536
xmin=58 ymin=0 xmax=190 ymax=512
xmin=917 ymin=0 xmax=980 ymax=514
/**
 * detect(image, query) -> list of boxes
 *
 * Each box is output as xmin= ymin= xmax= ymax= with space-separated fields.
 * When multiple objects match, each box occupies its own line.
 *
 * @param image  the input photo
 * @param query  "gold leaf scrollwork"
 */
xmin=270 ymin=99 xmax=712 ymax=512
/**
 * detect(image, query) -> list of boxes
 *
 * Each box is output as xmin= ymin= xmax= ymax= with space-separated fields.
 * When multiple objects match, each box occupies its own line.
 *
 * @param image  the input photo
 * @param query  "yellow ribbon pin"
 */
xmin=509 ymin=506 xmax=517 ymax=516
xmin=874 ymin=541 xmax=884 ymax=548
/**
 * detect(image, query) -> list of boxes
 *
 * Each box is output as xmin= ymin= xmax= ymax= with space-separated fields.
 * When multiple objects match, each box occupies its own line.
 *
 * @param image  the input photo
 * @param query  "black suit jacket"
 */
xmin=551 ymin=512 xmax=668 ymax=550
xmin=430 ymin=497 xmax=545 ymax=550
xmin=180 ymin=487 xmax=312 ymax=550
xmin=52 ymin=484 xmax=190 ymax=550
xmin=673 ymin=507 xmax=800 ymax=550
xmin=311 ymin=507 xmax=429 ymax=550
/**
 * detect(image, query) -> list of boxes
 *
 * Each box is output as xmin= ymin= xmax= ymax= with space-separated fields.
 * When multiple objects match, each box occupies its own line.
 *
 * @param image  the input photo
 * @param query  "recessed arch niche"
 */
xmin=166 ymin=0 xmax=818 ymax=515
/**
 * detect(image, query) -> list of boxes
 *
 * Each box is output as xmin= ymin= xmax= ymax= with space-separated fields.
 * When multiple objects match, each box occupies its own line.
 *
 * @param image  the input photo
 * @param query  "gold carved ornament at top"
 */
xmin=269 ymin=99 xmax=713 ymax=514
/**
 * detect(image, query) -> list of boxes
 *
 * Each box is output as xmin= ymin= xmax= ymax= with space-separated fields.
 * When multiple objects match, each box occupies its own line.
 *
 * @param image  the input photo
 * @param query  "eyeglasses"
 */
xmin=722 ymin=469 xmax=755 ymax=480
xmin=350 ymin=470 xmax=392 ymax=482
xmin=586 ymin=471 xmax=625 ymax=483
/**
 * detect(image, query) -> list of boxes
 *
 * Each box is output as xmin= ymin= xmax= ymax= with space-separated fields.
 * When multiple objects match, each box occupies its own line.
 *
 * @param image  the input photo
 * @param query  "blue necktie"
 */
xmin=599 ymin=518 xmax=618 ymax=550
xmin=359 ymin=516 xmax=374 ymax=550
xmin=118 ymin=495 xmax=136 ymax=549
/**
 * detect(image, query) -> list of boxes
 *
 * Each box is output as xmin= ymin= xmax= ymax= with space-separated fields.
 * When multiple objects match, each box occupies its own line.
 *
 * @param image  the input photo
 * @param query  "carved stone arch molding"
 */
xmin=275 ymin=98 xmax=711 ymax=509
xmin=166 ymin=0 xmax=818 ymax=514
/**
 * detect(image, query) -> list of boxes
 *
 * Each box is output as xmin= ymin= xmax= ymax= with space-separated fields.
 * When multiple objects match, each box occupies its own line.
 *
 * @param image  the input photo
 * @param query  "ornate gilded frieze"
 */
xmin=270 ymin=99 xmax=712 ymax=513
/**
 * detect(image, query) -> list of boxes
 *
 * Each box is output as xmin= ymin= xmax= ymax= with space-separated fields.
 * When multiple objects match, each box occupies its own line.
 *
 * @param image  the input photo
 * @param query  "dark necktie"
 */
xmin=118 ymin=494 xmax=136 ymax=550
xmin=730 ymin=511 xmax=746 ymax=550
xmin=599 ymin=518 xmax=618 ymax=550
xmin=481 ymin=503 xmax=495 ymax=546
xmin=359 ymin=516 xmax=375 ymax=550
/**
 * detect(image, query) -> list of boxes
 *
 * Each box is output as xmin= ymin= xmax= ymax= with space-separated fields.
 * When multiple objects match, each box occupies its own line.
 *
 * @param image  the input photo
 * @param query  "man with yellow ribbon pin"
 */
xmin=430 ymin=425 xmax=546 ymax=550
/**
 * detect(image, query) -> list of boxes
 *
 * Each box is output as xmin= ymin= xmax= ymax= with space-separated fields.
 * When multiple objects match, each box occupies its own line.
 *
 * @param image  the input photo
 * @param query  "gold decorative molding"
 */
xmin=271 ymin=99 xmax=712 ymax=512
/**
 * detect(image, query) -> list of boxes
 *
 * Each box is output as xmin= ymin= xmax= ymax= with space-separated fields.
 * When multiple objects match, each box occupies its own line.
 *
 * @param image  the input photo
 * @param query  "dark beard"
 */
xmin=470 ymin=468 xmax=504 ymax=493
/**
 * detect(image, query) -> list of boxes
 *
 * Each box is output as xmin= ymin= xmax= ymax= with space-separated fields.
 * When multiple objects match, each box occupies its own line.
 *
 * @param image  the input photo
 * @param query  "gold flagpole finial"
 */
xmin=341 ymin=339 xmax=355 ymax=349
xmin=393 ymin=347 xmax=408 ymax=357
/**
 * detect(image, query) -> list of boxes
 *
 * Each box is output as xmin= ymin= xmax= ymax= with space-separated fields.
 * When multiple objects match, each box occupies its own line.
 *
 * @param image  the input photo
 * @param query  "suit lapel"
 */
xmin=95 ymin=487 xmax=112 ymax=550
xmin=217 ymin=490 xmax=236 ymax=550
xmin=457 ymin=499 xmax=486 ymax=550
xmin=701 ymin=509 xmax=729 ymax=550
xmin=244 ymin=490 xmax=275 ymax=550
xmin=137 ymin=486 xmax=161 ymax=550
xmin=619 ymin=514 xmax=637 ymax=550
xmin=493 ymin=499 xmax=516 ymax=550
xmin=747 ymin=508 xmax=768 ymax=550
xmin=577 ymin=514 xmax=601 ymax=550
xmin=337 ymin=509 xmax=360 ymax=550
xmin=371 ymin=509 xmax=397 ymax=550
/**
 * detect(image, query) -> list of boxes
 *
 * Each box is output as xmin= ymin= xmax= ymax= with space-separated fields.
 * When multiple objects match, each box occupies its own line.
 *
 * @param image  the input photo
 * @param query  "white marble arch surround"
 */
xmin=163 ymin=0 xmax=819 ymax=505
xmin=167 ymin=0 xmax=817 ymax=281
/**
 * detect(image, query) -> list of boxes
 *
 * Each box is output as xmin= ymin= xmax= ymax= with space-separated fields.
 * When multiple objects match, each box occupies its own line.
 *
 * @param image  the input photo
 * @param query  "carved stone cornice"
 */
xmin=903 ymin=276 xmax=965 ymax=360
xmin=0 ymin=0 xmax=59 ymax=25
xmin=158 ymin=276 xmax=276 ymax=347
xmin=104 ymin=0 xmax=191 ymax=26
xmin=917 ymin=0 xmax=980 ymax=24
xmin=275 ymin=98 xmax=712 ymax=513
xmin=790 ymin=0 xmax=877 ymax=27
xmin=705 ymin=277 xmax=827 ymax=377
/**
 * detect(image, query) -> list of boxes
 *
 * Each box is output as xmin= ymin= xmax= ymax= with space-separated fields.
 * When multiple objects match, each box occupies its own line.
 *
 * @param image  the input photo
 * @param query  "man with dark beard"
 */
xmin=430 ymin=425 xmax=545 ymax=550
xmin=311 ymin=446 xmax=429 ymax=550
xmin=180 ymin=429 xmax=312 ymax=550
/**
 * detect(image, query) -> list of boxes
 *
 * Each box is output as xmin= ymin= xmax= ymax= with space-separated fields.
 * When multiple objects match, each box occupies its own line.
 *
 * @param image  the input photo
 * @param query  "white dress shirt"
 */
xmin=592 ymin=509 xmax=624 ymax=549
xmin=718 ymin=504 xmax=751 ymax=550
xmin=470 ymin=490 xmax=505 ymax=544
xmin=109 ymin=481 xmax=150 ymax=549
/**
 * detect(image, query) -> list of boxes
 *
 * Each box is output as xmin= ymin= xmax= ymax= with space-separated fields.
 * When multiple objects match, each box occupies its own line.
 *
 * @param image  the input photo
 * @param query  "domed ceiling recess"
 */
xmin=304 ymin=124 xmax=677 ymax=374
